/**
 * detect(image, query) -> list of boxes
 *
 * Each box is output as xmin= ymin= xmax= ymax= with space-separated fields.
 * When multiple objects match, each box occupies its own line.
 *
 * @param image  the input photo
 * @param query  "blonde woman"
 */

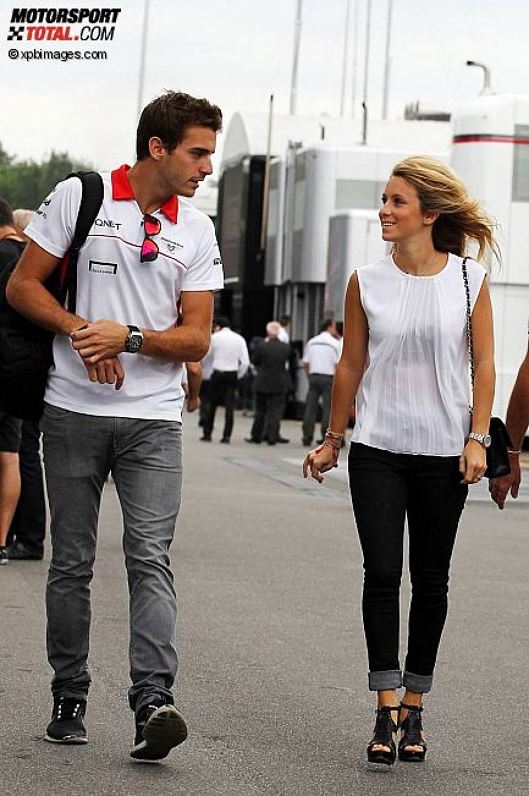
xmin=303 ymin=157 xmax=497 ymax=764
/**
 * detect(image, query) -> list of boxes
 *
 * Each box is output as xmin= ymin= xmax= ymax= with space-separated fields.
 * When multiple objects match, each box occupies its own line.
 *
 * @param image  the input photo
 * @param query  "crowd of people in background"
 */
xmin=191 ymin=313 xmax=345 ymax=448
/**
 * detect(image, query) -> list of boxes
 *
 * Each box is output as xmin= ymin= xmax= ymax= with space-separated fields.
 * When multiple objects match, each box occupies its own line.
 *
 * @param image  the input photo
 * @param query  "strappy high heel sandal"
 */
xmin=367 ymin=705 xmax=399 ymax=765
xmin=398 ymin=702 xmax=427 ymax=762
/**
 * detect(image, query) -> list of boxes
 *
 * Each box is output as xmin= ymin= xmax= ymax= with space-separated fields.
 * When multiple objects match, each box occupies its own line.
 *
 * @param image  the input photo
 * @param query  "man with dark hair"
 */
xmin=7 ymin=90 xmax=224 ymax=760
xmin=277 ymin=313 xmax=291 ymax=344
xmin=136 ymin=91 xmax=222 ymax=160
xmin=201 ymin=316 xmax=249 ymax=442
xmin=301 ymin=319 xmax=341 ymax=446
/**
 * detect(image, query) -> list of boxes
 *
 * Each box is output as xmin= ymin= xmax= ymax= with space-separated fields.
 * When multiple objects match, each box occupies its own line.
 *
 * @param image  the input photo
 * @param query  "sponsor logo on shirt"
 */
xmin=161 ymin=237 xmax=184 ymax=252
xmin=89 ymin=260 xmax=117 ymax=275
xmin=95 ymin=218 xmax=122 ymax=231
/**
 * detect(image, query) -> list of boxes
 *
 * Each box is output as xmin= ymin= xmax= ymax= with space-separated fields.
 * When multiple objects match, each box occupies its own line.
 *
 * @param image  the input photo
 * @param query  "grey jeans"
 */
xmin=302 ymin=373 xmax=334 ymax=443
xmin=41 ymin=404 xmax=183 ymax=713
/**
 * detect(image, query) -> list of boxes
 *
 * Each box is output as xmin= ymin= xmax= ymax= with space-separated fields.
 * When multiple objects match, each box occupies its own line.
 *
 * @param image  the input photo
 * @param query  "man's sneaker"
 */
xmin=0 ymin=547 xmax=8 ymax=565
xmin=8 ymin=540 xmax=43 ymax=560
xmin=130 ymin=702 xmax=187 ymax=762
xmin=44 ymin=697 xmax=88 ymax=744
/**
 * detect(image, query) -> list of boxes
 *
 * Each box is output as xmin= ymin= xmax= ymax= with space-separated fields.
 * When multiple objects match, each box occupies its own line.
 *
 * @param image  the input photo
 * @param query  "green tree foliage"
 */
xmin=0 ymin=145 xmax=92 ymax=210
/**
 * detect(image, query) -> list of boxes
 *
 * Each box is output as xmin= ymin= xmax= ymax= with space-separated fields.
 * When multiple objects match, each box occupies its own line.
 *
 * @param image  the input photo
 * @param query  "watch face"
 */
xmin=126 ymin=332 xmax=143 ymax=353
xmin=483 ymin=434 xmax=492 ymax=448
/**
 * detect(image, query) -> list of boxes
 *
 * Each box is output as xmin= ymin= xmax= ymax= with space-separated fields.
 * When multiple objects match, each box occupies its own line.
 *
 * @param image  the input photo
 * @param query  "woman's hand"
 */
xmin=302 ymin=443 xmax=340 ymax=483
xmin=459 ymin=439 xmax=487 ymax=484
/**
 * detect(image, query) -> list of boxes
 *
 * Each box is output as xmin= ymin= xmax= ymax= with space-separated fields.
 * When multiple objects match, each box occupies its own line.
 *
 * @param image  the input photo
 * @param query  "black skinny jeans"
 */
xmin=348 ymin=443 xmax=468 ymax=693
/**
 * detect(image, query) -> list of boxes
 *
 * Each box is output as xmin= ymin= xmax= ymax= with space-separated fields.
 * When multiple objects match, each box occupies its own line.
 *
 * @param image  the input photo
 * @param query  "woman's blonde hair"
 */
xmin=391 ymin=156 xmax=499 ymax=262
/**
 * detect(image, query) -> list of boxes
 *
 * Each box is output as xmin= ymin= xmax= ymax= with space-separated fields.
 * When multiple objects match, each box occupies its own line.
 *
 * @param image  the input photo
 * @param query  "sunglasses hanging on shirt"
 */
xmin=140 ymin=213 xmax=161 ymax=262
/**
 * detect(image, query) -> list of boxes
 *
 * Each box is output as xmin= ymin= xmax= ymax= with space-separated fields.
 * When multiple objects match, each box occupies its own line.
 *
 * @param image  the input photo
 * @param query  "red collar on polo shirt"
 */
xmin=111 ymin=164 xmax=179 ymax=223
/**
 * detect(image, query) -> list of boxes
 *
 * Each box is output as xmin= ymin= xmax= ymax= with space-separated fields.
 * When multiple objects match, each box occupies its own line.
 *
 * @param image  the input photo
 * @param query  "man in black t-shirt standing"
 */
xmin=0 ymin=198 xmax=25 ymax=564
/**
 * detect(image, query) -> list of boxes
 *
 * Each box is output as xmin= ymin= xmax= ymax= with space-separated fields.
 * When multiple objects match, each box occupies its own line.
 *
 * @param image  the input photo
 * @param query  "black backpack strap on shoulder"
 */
xmin=65 ymin=170 xmax=104 ymax=312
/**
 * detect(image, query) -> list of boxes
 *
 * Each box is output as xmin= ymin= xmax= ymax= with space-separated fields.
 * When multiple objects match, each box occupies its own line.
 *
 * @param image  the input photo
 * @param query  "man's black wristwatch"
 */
xmin=125 ymin=325 xmax=144 ymax=353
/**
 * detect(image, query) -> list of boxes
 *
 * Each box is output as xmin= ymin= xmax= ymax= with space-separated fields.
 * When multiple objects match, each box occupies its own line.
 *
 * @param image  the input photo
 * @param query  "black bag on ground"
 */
xmin=461 ymin=257 xmax=512 ymax=479
xmin=0 ymin=171 xmax=104 ymax=421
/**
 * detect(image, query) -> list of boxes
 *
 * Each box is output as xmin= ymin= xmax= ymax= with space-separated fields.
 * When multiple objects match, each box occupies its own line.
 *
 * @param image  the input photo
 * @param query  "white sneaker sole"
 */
xmin=130 ymin=705 xmax=187 ymax=761
xmin=44 ymin=733 xmax=88 ymax=744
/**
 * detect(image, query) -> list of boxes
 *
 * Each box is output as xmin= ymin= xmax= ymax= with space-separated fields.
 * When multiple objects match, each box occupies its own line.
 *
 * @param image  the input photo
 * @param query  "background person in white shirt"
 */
xmin=277 ymin=313 xmax=291 ymax=344
xmin=201 ymin=316 xmax=249 ymax=442
xmin=303 ymin=157 xmax=496 ymax=767
xmin=301 ymin=319 xmax=341 ymax=445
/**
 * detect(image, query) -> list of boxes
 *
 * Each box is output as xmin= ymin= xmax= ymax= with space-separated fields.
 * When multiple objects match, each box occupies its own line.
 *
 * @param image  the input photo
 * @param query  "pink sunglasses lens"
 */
xmin=144 ymin=216 xmax=161 ymax=236
xmin=141 ymin=239 xmax=158 ymax=261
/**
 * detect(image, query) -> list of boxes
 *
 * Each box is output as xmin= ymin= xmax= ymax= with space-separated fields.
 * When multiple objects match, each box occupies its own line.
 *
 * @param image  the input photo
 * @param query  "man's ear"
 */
xmin=148 ymin=137 xmax=166 ymax=161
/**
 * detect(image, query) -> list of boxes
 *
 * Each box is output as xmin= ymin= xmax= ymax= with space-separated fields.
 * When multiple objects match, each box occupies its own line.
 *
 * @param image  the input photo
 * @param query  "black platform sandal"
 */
xmin=367 ymin=705 xmax=399 ymax=765
xmin=398 ymin=702 xmax=427 ymax=762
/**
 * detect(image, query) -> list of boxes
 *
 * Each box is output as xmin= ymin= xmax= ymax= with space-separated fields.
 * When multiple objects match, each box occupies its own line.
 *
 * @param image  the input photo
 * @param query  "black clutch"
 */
xmin=484 ymin=416 xmax=512 ymax=479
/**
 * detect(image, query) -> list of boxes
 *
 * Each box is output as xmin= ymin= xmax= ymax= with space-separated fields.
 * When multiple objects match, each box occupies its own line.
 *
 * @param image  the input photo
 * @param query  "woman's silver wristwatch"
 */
xmin=468 ymin=431 xmax=492 ymax=448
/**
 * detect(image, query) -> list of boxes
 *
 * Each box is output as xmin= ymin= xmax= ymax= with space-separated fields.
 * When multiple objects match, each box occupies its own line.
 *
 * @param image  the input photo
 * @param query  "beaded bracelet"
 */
xmin=325 ymin=428 xmax=345 ymax=440
xmin=320 ymin=441 xmax=340 ymax=454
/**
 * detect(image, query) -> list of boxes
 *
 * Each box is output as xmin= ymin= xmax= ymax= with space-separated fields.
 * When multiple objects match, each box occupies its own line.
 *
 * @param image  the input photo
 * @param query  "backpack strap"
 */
xmin=64 ymin=170 xmax=104 ymax=312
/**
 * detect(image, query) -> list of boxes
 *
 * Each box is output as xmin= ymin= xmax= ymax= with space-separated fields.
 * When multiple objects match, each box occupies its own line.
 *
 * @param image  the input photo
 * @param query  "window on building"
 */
xmin=512 ymin=125 xmax=529 ymax=202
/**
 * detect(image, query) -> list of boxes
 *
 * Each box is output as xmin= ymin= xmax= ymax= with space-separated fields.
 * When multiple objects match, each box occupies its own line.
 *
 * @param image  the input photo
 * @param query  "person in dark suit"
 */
xmin=246 ymin=322 xmax=291 ymax=445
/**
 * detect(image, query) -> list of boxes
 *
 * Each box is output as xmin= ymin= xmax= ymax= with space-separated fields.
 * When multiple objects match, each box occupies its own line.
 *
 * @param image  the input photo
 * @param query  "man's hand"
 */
xmin=70 ymin=319 xmax=129 ymax=364
xmin=83 ymin=356 xmax=125 ymax=390
xmin=186 ymin=396 xmax=201 ymax=413
xmin=489 ymin=456 xmax=522 ymax=509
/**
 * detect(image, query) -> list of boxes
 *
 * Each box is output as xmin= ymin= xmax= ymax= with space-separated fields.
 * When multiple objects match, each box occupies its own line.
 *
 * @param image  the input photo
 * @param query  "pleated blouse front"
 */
xmin=351 ymin=254 xmax=486 ymax=456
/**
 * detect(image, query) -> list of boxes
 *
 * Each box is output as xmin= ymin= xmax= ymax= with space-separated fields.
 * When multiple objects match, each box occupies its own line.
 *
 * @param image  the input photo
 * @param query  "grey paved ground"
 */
xmin=1 ymin=413 xmax=528 ymax=795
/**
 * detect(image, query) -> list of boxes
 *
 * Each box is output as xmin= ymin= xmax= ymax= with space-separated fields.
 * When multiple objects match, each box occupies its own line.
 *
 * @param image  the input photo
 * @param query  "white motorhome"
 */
xmin=325 ymin=210 xmax=386 ymax=319
xmin=451 ymin=93 xmax=529 ymax=417
xmin=272 ymin=136 xmax=449 ymax=343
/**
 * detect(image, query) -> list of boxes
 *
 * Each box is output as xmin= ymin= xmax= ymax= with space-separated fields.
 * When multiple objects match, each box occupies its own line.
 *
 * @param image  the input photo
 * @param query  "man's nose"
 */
xmin=200 ymin=156 xmax=213 ymax=176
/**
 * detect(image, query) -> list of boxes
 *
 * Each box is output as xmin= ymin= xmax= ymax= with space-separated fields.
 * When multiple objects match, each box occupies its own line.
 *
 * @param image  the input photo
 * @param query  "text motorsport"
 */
xmin=7 ymin=7 xmax=121 ymax=42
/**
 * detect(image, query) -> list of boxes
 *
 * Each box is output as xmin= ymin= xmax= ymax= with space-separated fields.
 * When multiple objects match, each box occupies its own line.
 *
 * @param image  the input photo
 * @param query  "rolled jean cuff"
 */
xmin=402 ymin=670 xmax=433 ymax=694
xmin=368 ymin=669 xmax=402 ymax=691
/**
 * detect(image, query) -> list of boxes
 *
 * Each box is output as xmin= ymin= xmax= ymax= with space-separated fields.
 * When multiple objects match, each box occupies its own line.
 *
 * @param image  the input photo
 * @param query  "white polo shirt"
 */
xmin=209 ymin=327 xmax=249 ymax=379
xmin=25 ymin=164 xmax=224 ymax=421
xmin=302 ymin=331 xmax=341 ymax=376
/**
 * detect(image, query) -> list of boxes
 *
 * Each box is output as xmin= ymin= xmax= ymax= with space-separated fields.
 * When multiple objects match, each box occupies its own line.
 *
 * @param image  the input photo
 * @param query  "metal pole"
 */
xmin=137 ymin=0 xmax=150 ymax=119
xmin=340 ymin=0 xmax=351 ymax=116
xmin=290 ymin=0 xmax=303 ymax=115
xmin=466 ymin=60 xmax=493 ymax=95
xmin=350 ymin=0 xmax=358 ymax=117
xmin=361 ymin=0 xmax=372 ymax=144
xmin=382 ymin=0 xmax=393 ymax=119
xmin=260 ymin=94 xmax=274 ymax=251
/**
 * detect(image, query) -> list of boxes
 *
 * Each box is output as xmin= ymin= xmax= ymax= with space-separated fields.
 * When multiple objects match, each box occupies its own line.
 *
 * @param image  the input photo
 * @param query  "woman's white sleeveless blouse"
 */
xmin=351 ymin=254 xmax=486 ymax=456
